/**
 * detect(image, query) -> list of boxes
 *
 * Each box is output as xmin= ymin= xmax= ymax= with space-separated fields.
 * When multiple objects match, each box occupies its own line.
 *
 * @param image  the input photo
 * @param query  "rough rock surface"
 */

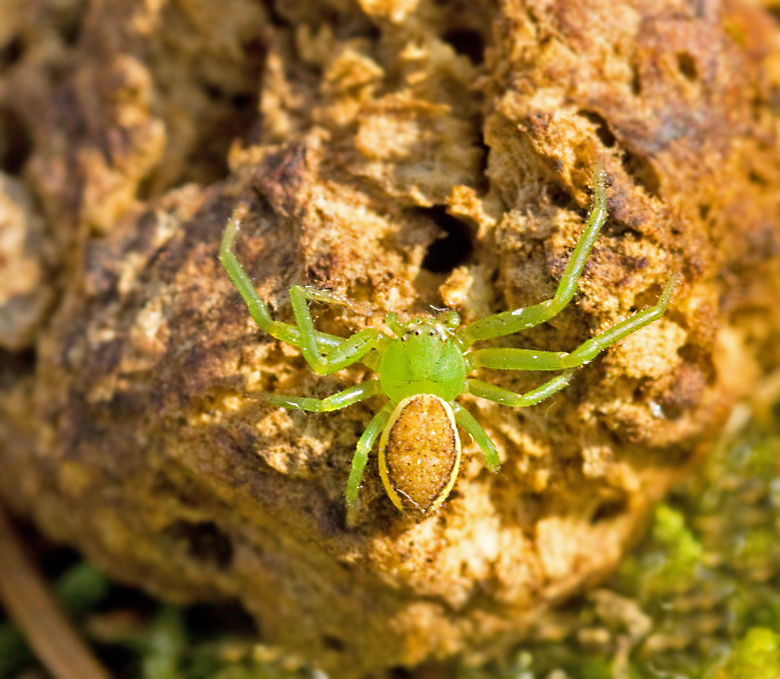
xmin=2 ymin=0 xmax=780 ymax=675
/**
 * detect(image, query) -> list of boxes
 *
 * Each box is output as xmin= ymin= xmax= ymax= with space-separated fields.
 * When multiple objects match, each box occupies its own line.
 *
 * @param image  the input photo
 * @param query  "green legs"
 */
xmin=221 ymin=204 xmax=393 ymax=513
xmin=287 ymin=286 xmax=389 ymax=375
xmin=463 ymin=273 xmax=678 ymax=408
xmin=466 ymin=372 xmax=574 ymax=408
xmin=464 ymin=273 xmax=679 ymax=374
xmin=220 ymin=204 xmax=320 ymax=347
xmin=346 ymin=402 xmax=394 ymax=507
xmin=256 ymin=381 xmax=388 ymax=510
xmin=455 ymin=164 xmax=608 ymax=351
xmin=452 ymin=403 xmax=500 ymax=471
xmin=252 ymin=380 xmax=383 ymax=412
xmin=450 ymin=159 xmax=678 ymax=411
xmin=219 ymin=203 xmax=388 ymax=374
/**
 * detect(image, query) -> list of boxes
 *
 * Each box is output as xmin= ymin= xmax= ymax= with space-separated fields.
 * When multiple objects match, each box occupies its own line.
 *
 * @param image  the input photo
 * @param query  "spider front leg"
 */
xmin=465 ymin=273 xmax=679 ymax=373
xmin=219 ymin=203 xmax=345 ymax=353
xmin=288 ymin=286 xmax=391 ymax=375
xmin=455 ymin=164 xmax=608 ymax=352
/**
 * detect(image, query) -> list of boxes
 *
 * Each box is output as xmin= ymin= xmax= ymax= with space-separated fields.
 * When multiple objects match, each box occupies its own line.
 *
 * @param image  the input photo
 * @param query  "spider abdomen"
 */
xmin=378 ymin=394 xmax=462 ymax=513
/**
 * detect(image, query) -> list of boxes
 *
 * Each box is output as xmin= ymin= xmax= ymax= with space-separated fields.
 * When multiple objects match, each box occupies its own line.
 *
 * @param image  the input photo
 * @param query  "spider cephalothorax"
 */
xmin=378 ymin=316 xmax=465 ymax=403
xmin=219 ymin=165 xmax=678 ymax=516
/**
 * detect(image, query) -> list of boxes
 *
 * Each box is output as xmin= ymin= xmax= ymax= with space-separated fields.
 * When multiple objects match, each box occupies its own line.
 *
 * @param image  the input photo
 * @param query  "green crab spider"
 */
xmin=219 ymin=165 xmax=678 ymax=515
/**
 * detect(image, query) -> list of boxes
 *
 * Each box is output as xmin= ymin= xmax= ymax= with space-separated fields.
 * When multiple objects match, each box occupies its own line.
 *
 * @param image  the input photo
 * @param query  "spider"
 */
xmin=219 ymin=165 xmax=678 ymax=516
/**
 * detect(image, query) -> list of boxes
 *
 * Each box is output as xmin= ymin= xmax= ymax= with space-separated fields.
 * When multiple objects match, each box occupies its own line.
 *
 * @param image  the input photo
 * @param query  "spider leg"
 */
xmin=249 ymin=380 xmax=383 ymax=412
xmin=346 ymin=401 xmax=395 ymax=508
xmin=466 ymin=272 xmax=679 ymax=373
xmin=465 ymin=348 xmax=569 ymax=373
xmin=359 ymin=349 xmax=382 ymax=372
xmin=254 ymin=381 xmax=391 ymax=515
xmin=451 ymin=403 xmax=500 ymax=471
xmin=466 ymin=372 xmax=575 ymax=408
xmin=289 ymin=285 xmax=392 ymax=375
xmin=455 ymin=164 xmax=608 ymax=351
xmin=219 ymin=204 xmax=344 ymax=352
xmin=295 ymin=286 xmax=385 ymax=371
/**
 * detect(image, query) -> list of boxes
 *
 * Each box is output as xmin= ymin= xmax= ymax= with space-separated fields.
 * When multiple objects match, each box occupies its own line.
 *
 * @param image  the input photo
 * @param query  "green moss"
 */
xmin=712 ymin=628 xmax=780 ymax=679
xmin=638 ymin=504 xmax=705 ymax=598
xmin=55 ymin=561 xmax=111 ymax=614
